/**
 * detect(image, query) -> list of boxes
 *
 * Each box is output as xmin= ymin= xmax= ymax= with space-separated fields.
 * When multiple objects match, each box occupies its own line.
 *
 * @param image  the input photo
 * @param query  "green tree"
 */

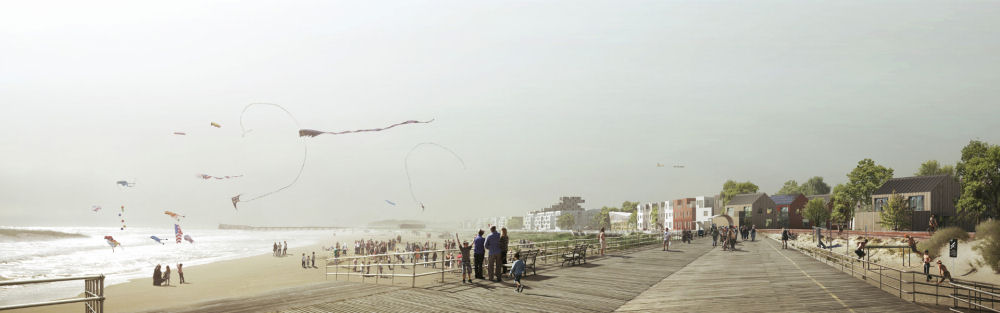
xmin=830 ymin=183 xmax=854 ymax=227
xmin=506 ymin=217 xmax=523 ymax=230
xmin=956 ymin=140 xmax=1000 ymax=221
xmin=776 ymin=180 xmax=800 ymax=195
xmin=915 ymin=160 xmax=955 ymax=177
xmin=879 ymin=191 xmax=912 ymax=231
xmin=721 ymin=180 xmax=760 ymax=205
xmin=621 ymin=201 xmax=640 ymax=214
xmin=800 ymin=176 xmax=831 ymax=195
xmin=594 ymin=206 xmax=615 ymax=229
xmin=650 ymin=204 xmax=660 ymax=229
xmin=845 ymin=158 xmax=894 ymax=212
xmin=557 ymin=213 xmax=575 ymax=230
xmin=802 ymin=198 xmax=830 ymax=228
xmin=628 ymin=212 xmax=637 ymax=229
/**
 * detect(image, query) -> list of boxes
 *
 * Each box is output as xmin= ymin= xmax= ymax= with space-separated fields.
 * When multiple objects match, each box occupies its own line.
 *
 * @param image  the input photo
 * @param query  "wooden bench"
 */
xmin=504 ymin=249 xmax=539 ymax=276
xmin=561 ymin=244 xmax=588 ymax=267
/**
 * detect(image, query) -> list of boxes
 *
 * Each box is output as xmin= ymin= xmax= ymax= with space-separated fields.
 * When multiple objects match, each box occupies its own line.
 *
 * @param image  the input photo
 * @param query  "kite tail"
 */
xmin=404 ymin=142 xmax=466 ymax=211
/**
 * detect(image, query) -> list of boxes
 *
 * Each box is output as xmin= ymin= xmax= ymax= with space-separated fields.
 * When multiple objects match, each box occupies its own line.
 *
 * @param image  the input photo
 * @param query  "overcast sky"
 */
xmin=2 ymin=1 xmax=999 ymax=228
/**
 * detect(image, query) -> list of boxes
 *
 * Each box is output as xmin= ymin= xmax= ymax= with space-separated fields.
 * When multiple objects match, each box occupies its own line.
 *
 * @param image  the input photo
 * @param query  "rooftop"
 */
xmin=874 ymin=175 xmax=952 ymax=195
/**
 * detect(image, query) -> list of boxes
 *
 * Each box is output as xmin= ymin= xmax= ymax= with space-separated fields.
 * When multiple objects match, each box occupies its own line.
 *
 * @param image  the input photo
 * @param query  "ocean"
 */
xmin=0 ymin=226 xmax=337 ymax=306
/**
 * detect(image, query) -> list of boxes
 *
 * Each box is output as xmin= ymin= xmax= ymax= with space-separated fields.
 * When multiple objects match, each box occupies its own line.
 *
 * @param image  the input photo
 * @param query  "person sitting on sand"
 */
xmin=178 ymin=263 xmax=185 ymax=284
xmin=153 ymin=264 xmax=162 ymax=286
xmin=162 ymin=265 xmax=171 ymax=286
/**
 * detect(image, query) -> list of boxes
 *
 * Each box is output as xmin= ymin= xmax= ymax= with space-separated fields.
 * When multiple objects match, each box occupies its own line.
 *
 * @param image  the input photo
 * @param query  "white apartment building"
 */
xmin=695 ymin=196 xmax=715 ymax=231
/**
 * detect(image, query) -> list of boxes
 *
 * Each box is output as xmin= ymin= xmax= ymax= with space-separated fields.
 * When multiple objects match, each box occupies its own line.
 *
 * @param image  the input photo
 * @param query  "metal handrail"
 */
xmin=0 ymin=275 xmax=104 ymax=312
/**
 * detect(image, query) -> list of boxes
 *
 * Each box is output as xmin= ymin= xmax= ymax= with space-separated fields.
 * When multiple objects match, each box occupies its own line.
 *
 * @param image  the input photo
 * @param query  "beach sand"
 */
xmin=9 ymin=229 xmax=456 ymax=313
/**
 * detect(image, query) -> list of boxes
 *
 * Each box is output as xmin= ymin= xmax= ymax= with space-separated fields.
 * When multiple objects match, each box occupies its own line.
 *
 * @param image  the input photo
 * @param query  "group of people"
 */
xmin=302 ymin=251 xmax=318 ymax=268
xmin=457 ymin=226 xmax=525 ymax=293
xmin=152 ymin=264 xmax=185 ymax=286
xmin=711 ymin=225 xmax=740 ymax=251
xmin=273 ymin=241 xmax=288 ymax=257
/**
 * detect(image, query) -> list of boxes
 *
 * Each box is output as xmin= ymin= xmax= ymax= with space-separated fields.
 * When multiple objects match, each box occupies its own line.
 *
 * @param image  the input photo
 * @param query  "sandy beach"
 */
xmin=9 ymin=229 xmax=457 ymax=313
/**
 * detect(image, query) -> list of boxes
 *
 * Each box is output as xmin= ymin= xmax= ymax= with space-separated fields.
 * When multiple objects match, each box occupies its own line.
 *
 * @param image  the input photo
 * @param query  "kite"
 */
xmin=91 ymin=205 xmax=102 ymax=212
xmin=232 ymin=103 xmax=308 ymax=210
xmin=673 ymin=165 xmax=685 ymax=168
xmin=173 ymin=132 xmax=187 ymax=135
xmin=164 ymin=211 xmax=185 ymax=221
xmin=150 ymin=236 xmax=166 ymax=245
xmin=174 ymin=224 xmax=183 ymax=244
xmin=211 ymin=122 xmax=222 ymax=128
xmin=116 ymin=180 xmax=135 ymax=187
xmin=118 ymin=205 xmax=126 ymax=230
xmin=404 ymin=142 xmax=466 ymax=212
xmin=183 ymin=234 xmax=194 ymax=244
xmin=297 ymin=119 xmax=434 ymax=137
xmin=197 ymin=174 xmax=243 ymax=180
xmin=104 ymin=236 xmax=122 ymax=252
xmin=385 ymin=200 xmax=396 ymax=206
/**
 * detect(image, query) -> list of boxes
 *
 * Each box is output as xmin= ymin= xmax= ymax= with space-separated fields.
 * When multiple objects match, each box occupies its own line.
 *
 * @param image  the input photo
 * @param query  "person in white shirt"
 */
xmin=662 ymin=227 xmax=671 ymax=251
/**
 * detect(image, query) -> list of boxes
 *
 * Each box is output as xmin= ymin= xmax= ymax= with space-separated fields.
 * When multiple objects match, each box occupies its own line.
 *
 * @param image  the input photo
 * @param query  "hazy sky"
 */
xmin=2 ymin=1 xmax=999 ymax=228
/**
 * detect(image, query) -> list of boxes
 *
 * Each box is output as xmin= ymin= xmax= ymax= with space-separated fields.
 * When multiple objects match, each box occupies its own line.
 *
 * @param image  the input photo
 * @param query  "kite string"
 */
xmin=238 ymin=103 xmax=309 ymax=203
xmin=404 ymin=142 xmax=466 ymax=210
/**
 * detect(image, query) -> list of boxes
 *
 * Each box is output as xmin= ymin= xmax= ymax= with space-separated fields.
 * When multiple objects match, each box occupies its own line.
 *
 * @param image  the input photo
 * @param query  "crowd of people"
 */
xmin=709 ymin=225 xmax=741 ymax=251
xmin=152 ymin=263 xmax=185 ymax=286
xmin=273 ymin=241 xmax=288 ymax=257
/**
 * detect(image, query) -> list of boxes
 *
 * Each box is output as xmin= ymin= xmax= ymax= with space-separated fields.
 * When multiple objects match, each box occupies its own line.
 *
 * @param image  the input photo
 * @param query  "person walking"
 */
xmin=923 ymin=250 xmax=933 ymax=282
xmin=301 ymin=253 xmax=307 ymax=268
xmin=599 ymin=227 xmax=607 ymax=256
xmin=662 ymin=227 xmax=671 ymax=251
xmin=499 ymin=228 xmax=510 ymax=275
xmin=781 ymin=228 xmax=790 ymax=249
xmin=928 ymin=214 xmax=938 ymax=234
xmin=485 ymin=226 xmax=502 ymax=282
xmin=750 ymin=225 xmax=757 ymax=242
xmin=473 ymin=230 xmax=486 ymax=280
xmin=711 ymin=225 xmax=719 ymax=247
xmin=511 ymin=252 xmax=526 ymax=293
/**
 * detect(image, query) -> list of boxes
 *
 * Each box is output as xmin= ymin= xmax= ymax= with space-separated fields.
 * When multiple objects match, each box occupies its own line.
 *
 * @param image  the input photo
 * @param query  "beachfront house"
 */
xmin=771 ymin=194 xmax=809 ymax=229
xmin=856 ymin=175 xmax=963 ymax=231
xmin=695 ymin=196 xmax=715 ymax=231
xmin=723 ymin=193 xmax=777 ymax=228
xmin=671 ymin=198 xmax=697 ymax=231
xmin=524 ymin=196 xmax=586 ymax=231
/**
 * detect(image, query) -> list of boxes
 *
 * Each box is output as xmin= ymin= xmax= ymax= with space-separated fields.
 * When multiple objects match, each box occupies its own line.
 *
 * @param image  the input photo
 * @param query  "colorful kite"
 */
xmin=297 ymin=119 xmax=433 ymax=138
xmin=211 ymin=122 xmax=221 ymax=128
xmin=164 ymin=211 xmax=185 ymax=221
xmin=385 ymin=200 xmax=396 ymax=206
xmin=197 ymin=174 xmax=243 ymax=180
xmin=404 ymin=142 xmax=466 ymax=212
xmin=116 ymin=180 xmax=135 ymax=187
xmin=118 ymin=206 xmax=126 ymax=230
xmin=174 ymin=224 xmax=183 ymax=244
xmin=150 ymin=236 xmax=166 ymax=245
xmin=173 ymin=132 xmax=187 ymax=135
xmin=183 ymin=234 xmax=194 ymax=244
xmin=104 ymin=236 xmax=122 ymax=252
xmin=232 ymin=103 xmax=307 ymax=210
xmin=91 ymin=205 xmax=102 ymax=212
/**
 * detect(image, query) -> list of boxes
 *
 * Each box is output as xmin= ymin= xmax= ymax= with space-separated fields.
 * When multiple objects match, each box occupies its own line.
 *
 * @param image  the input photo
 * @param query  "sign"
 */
xmin=949 ymin=239 xmax=958 ymax=258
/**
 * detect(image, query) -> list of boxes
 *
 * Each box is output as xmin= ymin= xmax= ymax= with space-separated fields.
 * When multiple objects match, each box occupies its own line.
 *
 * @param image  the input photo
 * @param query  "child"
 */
xmin=456 ymin=233 xmax=473 ymax=283
xmin=511 ymin=252 xmax=526 ymax=293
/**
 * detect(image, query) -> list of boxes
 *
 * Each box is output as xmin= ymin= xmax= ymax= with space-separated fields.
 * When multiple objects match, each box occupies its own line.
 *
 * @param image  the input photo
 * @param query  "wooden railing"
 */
xmin=0 ymin=275 xmax=105 ymax=312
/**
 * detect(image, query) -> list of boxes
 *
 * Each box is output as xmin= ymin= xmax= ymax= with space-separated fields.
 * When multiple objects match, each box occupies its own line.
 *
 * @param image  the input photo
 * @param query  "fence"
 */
xmin=785 ymin=239 xmax=998 ymax=312
xmin=0 ymin=275 xmax=105 ymax=312
xmin=324 ymin=233 xmax=660 ymax=287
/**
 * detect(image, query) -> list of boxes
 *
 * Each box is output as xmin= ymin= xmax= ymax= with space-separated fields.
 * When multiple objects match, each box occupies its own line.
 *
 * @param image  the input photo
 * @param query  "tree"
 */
xmin=557 ymin=213 xmax=575 ymax=230
xmin=831 ymin=183 xmax=854 ymax=228
xmin=594 ymin=206 xmax=615 ymax=229
xmin=800 ymin=176 xmax=832 ymax=195
xmin=879 ymin=191 xmax=912 ymax=231
xmin=628 ymin=212 xmax=637 ymax=229
xmin=721 ymin=180 xmax=760 ymax=205
xmin=776 ymin=180 xmax=800 ymax=195
xmin=802 ymin=198 xmax=830 ymax=228
xmin=506 ymin=217 xmax=523 ymax=230
xmin=621 ymin=201 xmax=640 ymax=214
xmin=845 ymin=159 xmax=894 ymax=212
xmin=650 ymin=204 xmax=660 ymax=229
xmin=915 ymin=160 xmax=955 ymax=177
xmin=956 ymin=140 xmax=1000 ymax=222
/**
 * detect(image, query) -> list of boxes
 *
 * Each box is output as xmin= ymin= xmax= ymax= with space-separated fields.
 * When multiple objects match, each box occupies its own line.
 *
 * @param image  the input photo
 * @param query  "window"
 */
xmin=697 ymin=200 xmax=704 ymax=208
xmin=909 ymin=196 xmax=925 ymax=211
xmin=704 ymin=211 xmax=708 ymax=217
xmin=874 ymin=197 xmax=888 ymax=212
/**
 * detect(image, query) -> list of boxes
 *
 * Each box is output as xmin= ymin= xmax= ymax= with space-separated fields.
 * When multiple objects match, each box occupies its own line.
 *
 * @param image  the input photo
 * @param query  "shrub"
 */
xmin=916 ymin=227 xmax=970 ymax=259
xmin=973 ymin=220 xmax=1000 ymax=273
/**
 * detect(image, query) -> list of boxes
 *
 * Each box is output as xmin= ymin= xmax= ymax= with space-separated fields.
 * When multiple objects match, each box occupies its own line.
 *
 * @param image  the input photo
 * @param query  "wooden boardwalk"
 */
xmin=616 ymin=238 xmax=945 ymax=313
xmin=148 ymin=237 xmax=948 ymax=313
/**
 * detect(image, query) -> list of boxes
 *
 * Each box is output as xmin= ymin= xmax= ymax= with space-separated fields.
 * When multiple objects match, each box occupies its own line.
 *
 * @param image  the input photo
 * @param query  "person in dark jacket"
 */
xmin=499 ymin=228 xmax=510 ymax=275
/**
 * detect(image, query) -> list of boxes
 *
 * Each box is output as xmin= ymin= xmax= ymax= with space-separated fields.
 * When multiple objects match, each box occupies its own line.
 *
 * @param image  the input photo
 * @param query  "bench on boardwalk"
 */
xmin=504 ymin=249 xmax=539 ymax=276
xmin=561 ymin=244 xmax=588 ymax=267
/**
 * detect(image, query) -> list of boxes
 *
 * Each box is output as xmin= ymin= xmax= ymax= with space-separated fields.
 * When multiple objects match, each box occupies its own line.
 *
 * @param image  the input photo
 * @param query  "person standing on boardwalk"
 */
xmin=711 ymin=225 xmax=719 ymax=247
xmin=750 ymin=225 xmax=757 ymax=242
xmin=662 ymin=227 xmax=670 ymax=251
xmin=729 ymin=227 xmax=737 ymax=250
xmin=599 ymin=227 xmax=607 ymax=256
xmin=456 ymin=233 xmax=473 ymax=283
xmin=923 ymin=250 xmax=933 ymax=282
xmin=499 ymin=227 xmax=510 ymax=275
xmin=781 ymin=228 xmax=790 ymax=249
xmin=485 ymin=226 xmax=502 ymax=282
xmin=473 ymin=230 xmax=486 ymax=280
xmin=936 ymin=260 xmax=954 ymax=285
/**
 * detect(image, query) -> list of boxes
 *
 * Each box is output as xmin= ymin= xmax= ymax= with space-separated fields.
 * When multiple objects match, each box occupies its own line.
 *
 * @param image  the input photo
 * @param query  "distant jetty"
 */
xmin=218 ymin=224 xmax=345 ymax=231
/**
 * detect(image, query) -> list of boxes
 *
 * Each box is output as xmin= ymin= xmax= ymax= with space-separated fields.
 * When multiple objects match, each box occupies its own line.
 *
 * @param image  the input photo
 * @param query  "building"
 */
xmin=637 ymin=203 xmax=654 ymax=231
xmin=695 ymin=196 xmax=715 ymax=230
xmin=670 ymin=198 xmax=697 ymax=231
xmin=661 ymin=201 xmax=674 ymax=230
xmin=856 ymin=175 xmax=963 ymax=231
xmin=580 ymin=209 xmax=602 ymax=230
xmin=609 ymin=211 xmax=632 ymax=231
xmin=524 ymin=196 xmax=586 ymax=231
xmin=771 ymin=194 xmax=809 ymax=229
xmin=805 ymin=194 xmax=833 ymax=229
xmin=723 ymin=193 xmax=777 ymax=228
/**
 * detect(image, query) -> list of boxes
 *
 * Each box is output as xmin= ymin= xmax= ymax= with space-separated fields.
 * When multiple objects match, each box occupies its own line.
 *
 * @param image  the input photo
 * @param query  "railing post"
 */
xmin=412 ymin=255 xmax=417 ymax=288
xmin=440 ymin=250 xmax=445 ymax=283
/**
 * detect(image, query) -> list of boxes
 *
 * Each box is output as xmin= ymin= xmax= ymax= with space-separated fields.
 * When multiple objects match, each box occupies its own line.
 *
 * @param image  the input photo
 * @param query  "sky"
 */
xmin=2 ymin=1 xmax=999 ymax=228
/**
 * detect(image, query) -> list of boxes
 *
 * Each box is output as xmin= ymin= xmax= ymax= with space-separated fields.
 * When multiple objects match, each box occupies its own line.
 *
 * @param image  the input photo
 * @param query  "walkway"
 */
xmin=616 ymin=238 xmax=943 ymax=313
